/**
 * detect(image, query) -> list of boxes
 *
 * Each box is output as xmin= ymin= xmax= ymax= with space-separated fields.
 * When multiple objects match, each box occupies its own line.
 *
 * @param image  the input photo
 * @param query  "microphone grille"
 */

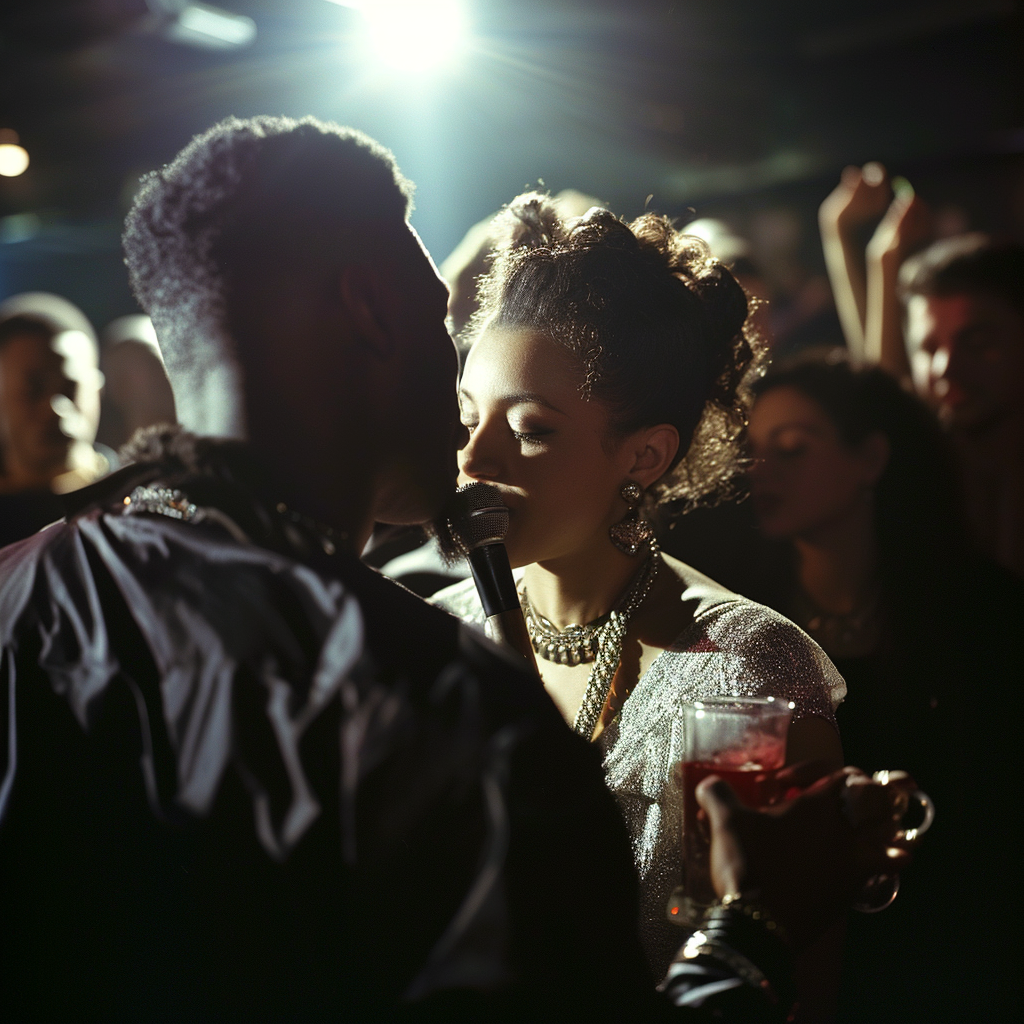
xmin=451 ymin=481 xmax=510 ymax=550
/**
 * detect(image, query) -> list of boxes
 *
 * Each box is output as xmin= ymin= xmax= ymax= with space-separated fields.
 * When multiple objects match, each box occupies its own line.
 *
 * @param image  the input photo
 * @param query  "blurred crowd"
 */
xmin=1 ymin=151 xmax=1022 ymax=1024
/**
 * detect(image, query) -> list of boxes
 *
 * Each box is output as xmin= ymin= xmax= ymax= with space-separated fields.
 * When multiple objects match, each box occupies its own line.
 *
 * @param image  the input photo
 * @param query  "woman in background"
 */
xmin=746 ymin=352 xmax=1023 ymax=1023
xmin=432 ymin=194 xmax=844 ymax=988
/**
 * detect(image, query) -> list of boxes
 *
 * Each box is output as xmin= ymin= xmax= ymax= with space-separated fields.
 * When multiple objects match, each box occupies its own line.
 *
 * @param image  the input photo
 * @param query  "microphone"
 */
xmin=449 ymin=482 xmax=539 ymax=675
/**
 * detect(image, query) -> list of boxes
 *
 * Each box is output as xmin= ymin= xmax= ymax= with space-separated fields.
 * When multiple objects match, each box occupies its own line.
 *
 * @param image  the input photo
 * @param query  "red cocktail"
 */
xmin=675 ymin=698 xmax=792 ymax=923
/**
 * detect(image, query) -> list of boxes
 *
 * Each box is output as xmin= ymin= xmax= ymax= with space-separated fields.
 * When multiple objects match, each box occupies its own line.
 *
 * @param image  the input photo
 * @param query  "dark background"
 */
xmin=1 ymin=0 xmax=1022 ymax=332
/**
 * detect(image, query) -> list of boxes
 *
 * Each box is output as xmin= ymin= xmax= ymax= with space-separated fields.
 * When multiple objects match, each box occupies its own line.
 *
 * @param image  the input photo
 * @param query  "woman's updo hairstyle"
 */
xmin=469 ymin=192 xmax=764 ymax=511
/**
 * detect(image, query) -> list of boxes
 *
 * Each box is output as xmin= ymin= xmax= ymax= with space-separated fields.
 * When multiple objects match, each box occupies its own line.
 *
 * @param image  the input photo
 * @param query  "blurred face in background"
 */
xmin=0 ymin=328 xmax=102 ymax=488
xmin=905 ymin=290 xmax=1024 ymax=431
xmin=97 ymin=314 xmax=177 ymax=451
xmin=748 ymin=385 xmax=887 ymax=542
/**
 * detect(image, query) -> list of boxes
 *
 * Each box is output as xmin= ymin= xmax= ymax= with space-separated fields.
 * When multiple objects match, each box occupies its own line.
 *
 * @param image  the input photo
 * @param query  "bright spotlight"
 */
xmin=331 ymin=1 xmax=467 ymax=74
xmin=0 ymin=144 xmax=29 ymax=177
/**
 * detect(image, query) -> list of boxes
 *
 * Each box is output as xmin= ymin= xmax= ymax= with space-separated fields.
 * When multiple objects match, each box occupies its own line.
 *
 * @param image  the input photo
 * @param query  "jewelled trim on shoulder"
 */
xmin=122 ymin=485 xmax=200 ymax=522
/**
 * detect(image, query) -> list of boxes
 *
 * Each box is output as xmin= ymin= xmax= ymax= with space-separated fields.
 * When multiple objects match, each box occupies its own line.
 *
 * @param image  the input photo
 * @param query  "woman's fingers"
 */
xmin=822 ymin=163 xmax=892 ymax=230
xmin=775 ymin=759 xmax=840 ymax=798
xmin=695 ymin=775 xmax=749 ymax=897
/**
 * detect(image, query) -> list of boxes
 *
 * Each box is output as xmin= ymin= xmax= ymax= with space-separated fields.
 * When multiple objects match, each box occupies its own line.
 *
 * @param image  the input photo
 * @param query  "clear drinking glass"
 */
xmin=674 ymin=696 xmax=794 ymax=926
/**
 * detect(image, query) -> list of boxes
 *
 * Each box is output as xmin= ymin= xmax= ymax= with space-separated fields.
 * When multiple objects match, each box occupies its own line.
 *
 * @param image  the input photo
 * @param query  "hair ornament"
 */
xmin=579 ymin=344 xmax=603 ymax=401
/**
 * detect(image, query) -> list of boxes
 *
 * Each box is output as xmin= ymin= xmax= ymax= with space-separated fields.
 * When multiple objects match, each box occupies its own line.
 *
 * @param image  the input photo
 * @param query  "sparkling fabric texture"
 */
xmin=433 ymin=565 xmax=845 ymax=976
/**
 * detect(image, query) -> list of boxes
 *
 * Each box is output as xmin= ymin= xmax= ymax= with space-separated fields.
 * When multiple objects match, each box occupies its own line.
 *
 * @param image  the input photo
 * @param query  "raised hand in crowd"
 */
xmin=864 ymin=184 xmax=931 ymax=379
xmin=819 ymin=163 xmax=892 ymax=356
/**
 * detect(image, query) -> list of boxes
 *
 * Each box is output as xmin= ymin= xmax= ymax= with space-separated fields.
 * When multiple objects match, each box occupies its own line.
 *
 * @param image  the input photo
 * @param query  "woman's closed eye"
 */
xmin=458 ymin=417 xmax=554 ymax=447
xmin=511 ymin=424 xmax=555 ymax=446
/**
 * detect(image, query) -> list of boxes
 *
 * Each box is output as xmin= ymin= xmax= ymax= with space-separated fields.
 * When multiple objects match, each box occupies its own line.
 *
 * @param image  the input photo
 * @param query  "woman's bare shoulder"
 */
xmin=662 ymin=553 xmax=742 ymax=603
xmin=636 ymin=554 xmax=740 ymax=658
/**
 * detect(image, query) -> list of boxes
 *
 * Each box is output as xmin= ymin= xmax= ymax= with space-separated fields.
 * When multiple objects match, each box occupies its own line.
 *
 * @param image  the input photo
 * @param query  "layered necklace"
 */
xmin=520 ymin=539 xmax=661 ymax=739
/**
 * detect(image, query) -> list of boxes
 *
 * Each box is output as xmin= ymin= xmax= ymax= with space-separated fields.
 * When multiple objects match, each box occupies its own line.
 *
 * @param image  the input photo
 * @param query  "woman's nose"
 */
xmin=458 ymin=422 xmax=503 ymax=482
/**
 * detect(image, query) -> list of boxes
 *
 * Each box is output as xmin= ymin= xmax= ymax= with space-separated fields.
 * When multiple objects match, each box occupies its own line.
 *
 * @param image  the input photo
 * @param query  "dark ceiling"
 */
xmin=1 ymin=0 xmax=1022 ymax=322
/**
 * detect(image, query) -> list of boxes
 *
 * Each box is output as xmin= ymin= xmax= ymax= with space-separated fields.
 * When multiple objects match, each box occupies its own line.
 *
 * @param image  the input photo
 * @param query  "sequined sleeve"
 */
xmin=685 ymin=598 xmax=845 ymax=722
xmin=602 ymin=590 xmax=844 ymax=976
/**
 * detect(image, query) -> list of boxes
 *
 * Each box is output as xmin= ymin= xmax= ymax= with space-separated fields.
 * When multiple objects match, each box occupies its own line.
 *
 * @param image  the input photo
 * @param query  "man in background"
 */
xmin=0 ymin=292 xmax=106 ymax=545
xmin=900 ymin=236 xmax=1024 ymax=577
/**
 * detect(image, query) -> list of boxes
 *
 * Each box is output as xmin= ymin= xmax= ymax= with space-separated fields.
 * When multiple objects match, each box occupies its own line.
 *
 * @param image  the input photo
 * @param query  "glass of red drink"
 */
xmin=673 ymin=696 xmax=794 ymax=926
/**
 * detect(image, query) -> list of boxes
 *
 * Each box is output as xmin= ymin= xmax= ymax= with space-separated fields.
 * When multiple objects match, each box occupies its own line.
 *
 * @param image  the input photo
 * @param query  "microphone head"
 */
xmin=449 ymin=481 xmax=510 ymax=551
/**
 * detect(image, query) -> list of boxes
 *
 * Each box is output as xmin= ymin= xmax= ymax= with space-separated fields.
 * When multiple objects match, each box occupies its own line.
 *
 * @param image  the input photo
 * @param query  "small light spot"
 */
xmin=0 ymin=143 xmax=29 ymax=177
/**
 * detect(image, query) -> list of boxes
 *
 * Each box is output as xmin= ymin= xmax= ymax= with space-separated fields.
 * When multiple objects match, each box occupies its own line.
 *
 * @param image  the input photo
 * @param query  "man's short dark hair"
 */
xmin=900 ymin=233 xmax=1024 ymax=316
xmin=122 ymin=116 xmax=415 ymax=434
xmin=0 ymin=293 xmax=98 ymax=356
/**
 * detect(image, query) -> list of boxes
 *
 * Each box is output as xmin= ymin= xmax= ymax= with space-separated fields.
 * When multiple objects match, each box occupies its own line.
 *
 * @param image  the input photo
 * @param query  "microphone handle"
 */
xmin=484 ymin=608 xmax=539 ymax=676
xmin=467 ymin=544 xmax=539 ymax=675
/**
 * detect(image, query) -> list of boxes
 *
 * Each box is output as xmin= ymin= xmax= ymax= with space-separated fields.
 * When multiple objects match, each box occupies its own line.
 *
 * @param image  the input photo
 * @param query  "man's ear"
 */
xmin=338 ymin=263 xmax=394 ymax=358
xmin=628 ymin=424 xmax=680 ymax=488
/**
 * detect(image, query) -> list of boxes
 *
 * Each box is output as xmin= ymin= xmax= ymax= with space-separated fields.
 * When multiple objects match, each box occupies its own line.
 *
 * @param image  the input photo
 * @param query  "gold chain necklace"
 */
xmin=520 ymin=540 xmax=661 ymax=739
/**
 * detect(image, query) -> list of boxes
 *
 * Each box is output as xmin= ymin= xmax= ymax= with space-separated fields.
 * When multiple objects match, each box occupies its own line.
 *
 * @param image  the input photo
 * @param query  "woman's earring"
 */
xmin=609 ymin=481 xmax=654 ymax=556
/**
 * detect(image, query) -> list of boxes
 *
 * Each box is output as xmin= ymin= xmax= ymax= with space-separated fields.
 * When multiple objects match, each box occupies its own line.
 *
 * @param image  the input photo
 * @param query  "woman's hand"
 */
xmin=864 ymin=190 xmax=931 ymax=375
xmin=819 ymin=164 xmax=893 ymax=356
xmin=819 ymin=163 xmax=891 ymax=236
xmin=696 ymin=765 xmax=916 ymax=949
xmin=866 ymin=192 xmax=932 ymax=271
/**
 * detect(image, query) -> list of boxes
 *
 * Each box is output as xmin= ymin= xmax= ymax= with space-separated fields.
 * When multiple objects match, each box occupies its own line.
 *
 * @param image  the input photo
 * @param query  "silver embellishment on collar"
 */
xmin=122 ymin=485 xmax=200 ymax=522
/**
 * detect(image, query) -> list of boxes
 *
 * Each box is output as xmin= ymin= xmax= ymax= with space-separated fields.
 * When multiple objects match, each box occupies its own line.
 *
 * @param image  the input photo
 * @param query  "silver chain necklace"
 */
xmin=521 ymin=540 xmax=661 ymax=739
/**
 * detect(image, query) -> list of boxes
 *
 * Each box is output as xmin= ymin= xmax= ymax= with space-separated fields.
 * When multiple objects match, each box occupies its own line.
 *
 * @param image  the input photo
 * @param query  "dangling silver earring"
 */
xmin=609 ymin=481 xmax=654 ymax=556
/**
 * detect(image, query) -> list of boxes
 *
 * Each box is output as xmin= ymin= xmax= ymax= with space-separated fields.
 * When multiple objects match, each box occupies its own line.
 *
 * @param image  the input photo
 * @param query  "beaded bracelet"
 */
xmin=709 ymin=892 xmax=789 ymax=945
xmin=674 ymin=932 xmax=778 ymax=1004
xmin=665 ymin=890 xmax=795 ymax=1011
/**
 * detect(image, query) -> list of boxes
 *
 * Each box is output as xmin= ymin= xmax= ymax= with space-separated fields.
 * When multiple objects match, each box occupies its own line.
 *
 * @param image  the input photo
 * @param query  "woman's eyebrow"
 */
xmin=459 ymin=388 xmax=567 ymax=415
xmin=504 ymin=392 xmax=569 ymax=415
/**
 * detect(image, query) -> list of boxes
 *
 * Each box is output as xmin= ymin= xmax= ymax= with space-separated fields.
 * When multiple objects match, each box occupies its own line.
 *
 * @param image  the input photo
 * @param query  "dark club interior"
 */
xmin=1 ymin=3 xmax=1021 ymax=1021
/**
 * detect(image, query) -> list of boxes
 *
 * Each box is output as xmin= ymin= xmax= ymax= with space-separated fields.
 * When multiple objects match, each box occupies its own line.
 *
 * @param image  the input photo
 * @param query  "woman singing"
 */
xmin=433 ymin=194 xmax=844 ymax=976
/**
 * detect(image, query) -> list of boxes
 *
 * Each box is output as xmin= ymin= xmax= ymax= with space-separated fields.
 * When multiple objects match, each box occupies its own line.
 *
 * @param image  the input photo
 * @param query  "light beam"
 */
xmin=329 ymin=0 xmax=468 ymax=74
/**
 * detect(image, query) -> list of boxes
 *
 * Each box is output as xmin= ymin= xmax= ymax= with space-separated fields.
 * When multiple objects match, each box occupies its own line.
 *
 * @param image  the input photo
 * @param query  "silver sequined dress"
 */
xmin=432 ymin=563 xmax=845 ymax=976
